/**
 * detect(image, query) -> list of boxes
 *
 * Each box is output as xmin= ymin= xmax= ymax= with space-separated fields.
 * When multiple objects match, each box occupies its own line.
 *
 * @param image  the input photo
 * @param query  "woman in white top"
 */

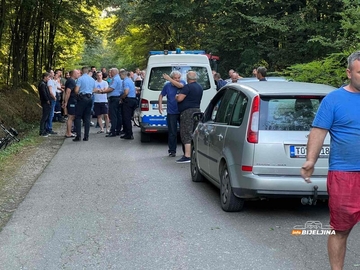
xmin=93 ymin=72 xmax=110 ymax=133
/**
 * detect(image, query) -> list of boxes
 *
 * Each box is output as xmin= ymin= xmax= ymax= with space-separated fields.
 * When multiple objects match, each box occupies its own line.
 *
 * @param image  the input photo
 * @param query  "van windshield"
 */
xmin=148 ymin=66 xmax=211 ymax=91
xmin=259 ymin=96 xmax=323 ymax=131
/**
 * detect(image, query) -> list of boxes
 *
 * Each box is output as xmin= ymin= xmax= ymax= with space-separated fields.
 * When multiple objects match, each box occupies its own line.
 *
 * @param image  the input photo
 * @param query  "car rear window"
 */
xmin=148 ymin=66 xmax=211 ymax=91
xmin=259 ymin=96 xmax=322 ymax=131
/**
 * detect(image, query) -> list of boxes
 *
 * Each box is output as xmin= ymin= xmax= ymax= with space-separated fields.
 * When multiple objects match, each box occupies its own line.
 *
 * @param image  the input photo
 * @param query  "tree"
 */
xmin=0 ymin=0 xmax=107 ymax=86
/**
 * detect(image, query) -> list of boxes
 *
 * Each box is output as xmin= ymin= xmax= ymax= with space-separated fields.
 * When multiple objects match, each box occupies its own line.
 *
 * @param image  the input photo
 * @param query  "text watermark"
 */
xmin=292 ymin=221 xmax=335 ymax=236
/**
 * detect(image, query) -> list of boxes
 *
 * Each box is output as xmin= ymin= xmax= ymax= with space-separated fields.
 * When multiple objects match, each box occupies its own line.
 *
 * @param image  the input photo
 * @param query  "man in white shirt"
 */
xmin=46 ymin=69 xmax=57 ymax=134
xmin=93 ymin=72 xmax=110 ymax=133
xmin=53 ymin=69 xmax=65 ymax=122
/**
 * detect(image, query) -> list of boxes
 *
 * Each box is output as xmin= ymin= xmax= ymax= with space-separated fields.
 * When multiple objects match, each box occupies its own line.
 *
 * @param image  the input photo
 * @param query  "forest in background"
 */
xmin=1 ymin=0 xmax=360 ymax=88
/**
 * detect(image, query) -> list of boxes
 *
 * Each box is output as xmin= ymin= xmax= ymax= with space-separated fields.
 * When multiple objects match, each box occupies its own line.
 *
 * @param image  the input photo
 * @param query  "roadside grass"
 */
xmin=0 ymin=85 xmax=42 ymax=181
xmin=0 ymin=126 xmax=42 ymax=187
xmin=0 ymin=122 xmax=64 ymax=230
xmin=0 ymin=122 xmax=63 ymax=183
xmin=0 ymin=84 xmax=52 ymax=229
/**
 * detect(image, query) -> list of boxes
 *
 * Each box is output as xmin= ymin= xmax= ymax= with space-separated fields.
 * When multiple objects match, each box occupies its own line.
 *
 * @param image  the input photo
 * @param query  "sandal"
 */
xmin=97 ymin=130 xmax=104 ymax=134
xmin=64 ymin=134 xmax=76 ymax=138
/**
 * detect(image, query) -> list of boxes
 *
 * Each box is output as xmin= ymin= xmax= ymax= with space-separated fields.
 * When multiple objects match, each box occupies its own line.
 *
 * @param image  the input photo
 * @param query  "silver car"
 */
xmin=191 ymin=81 xmax=335 ymax=212
xmin=237 ymin=77 xmax=289 ymax=82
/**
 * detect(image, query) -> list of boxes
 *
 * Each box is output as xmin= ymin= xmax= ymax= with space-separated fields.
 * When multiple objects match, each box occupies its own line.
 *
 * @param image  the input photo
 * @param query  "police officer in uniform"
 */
xmin=97 ymin=68 xmax=123 ymax=137
xmin=120 ymin=69 xmax=137 ymax=140
xmin=73 ymin=67 xmax=96 ymax=141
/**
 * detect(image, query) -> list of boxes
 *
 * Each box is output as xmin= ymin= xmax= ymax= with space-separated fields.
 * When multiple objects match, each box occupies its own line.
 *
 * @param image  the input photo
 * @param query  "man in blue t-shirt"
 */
xmin=301 ymin=51 xmax=360 ymax=270
xmin=158 ymin=71 xmax=186 ymax=157
xmin=176 ymin=70 xmax=203 ymax=163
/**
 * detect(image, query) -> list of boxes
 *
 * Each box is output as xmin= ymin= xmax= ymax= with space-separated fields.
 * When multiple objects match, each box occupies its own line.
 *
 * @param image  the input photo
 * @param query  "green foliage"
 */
xmin=112 ymin=26 xmax=149 ymax=69
xmin=286 ymin=52 xmax=349 ymax=87
xmin=338 ymin=0 xmax=360 ymax=49
xmin=1 ymin=0 xmax=360 ymax=86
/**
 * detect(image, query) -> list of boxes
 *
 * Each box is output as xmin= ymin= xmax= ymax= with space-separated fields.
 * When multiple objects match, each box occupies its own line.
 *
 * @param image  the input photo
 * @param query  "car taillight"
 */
xmin=242 ymin=166 xmax=253 ymax=172
xmin=141 ymin=99 xmax=149 ymax=111
xmin=247 ymin=95 xmax=259 ymax=143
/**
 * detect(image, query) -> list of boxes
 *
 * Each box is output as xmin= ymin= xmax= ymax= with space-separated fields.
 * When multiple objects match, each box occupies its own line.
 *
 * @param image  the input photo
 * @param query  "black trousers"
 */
xmin=74 ymin=96 xmax=92 ymax=139
xmin=108 ymin=97 xmax=122 ymax=134
xmin=122 ymin=98 xmax=137 ymax=137
xmin=39 ymin=103 xmax=51 ymax=135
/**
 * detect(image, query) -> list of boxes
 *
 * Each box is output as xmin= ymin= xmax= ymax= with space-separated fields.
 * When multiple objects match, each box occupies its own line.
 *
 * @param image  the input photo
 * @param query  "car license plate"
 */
xmin=290 ymin=145 xmax=330 ymax=158
xmin=152 ymin=104 xmax=167 ymax=110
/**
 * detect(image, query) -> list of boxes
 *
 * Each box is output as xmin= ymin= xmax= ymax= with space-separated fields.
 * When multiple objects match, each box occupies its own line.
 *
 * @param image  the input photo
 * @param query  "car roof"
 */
xmin=227 ymin=81 xmax=336 ymax=96
xmin=238 ymin=77 xmax=288 ymax=82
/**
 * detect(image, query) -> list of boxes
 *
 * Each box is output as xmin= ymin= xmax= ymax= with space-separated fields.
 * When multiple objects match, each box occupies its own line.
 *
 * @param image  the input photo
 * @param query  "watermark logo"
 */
xmin=292 ymin=221 xmax=335 ymax=236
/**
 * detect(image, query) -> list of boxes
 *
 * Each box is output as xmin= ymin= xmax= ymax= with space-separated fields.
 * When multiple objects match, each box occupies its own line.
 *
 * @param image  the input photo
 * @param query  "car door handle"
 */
xmin=217 ymin=134 xmax=223 ymax=141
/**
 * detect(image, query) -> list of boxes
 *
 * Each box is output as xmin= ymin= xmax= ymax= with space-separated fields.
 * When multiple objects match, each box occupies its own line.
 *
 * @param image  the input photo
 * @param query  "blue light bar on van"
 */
xmin=149 ymin=50 xmax=206 ymax=55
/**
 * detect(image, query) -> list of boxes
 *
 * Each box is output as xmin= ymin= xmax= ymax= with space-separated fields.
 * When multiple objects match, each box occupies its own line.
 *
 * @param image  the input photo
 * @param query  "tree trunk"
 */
xmin=11 ymin=1 xmax=39 ymax=86
xmin=0 ymin=0 xmax=6 ymax=47
xmin=46 ymin=0 xmax=63 ymax=70
xmin=33 ymin=7 xmax=43 ymax=81
xmin=22 ymin=47 xmax=28 ymax=82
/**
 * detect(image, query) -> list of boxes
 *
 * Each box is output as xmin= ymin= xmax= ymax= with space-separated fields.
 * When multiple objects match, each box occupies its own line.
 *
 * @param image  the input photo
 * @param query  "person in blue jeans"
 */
xmin=45 ymin=69 xmax=57 ymax=134
xmin=158 ymin=71 xmax=186 ymax=157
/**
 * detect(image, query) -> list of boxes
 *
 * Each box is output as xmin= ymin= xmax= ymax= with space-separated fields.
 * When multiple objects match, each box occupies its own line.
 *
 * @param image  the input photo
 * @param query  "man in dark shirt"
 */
xmin=38 ymin=72 xmax=52 ymax=137
xmin=214 ymin=72 xmax=227 ymax=91
xmin=256 ymin=66 xmax=267 ymax=81
xmin=176 ymin=70 xmax=203 ymax=163
xmin=91 ymin=66 xmax=97 ymax=80
xmin=63 ymin=69 xmax=80 ymax=138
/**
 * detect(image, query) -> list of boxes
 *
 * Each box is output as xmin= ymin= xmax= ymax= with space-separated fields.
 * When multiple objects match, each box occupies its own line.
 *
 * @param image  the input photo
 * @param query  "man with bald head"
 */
xmin=175 ymin=70 xmax=203 ymax=163
xmin=63 ymin=69 xmax=80 ymax=138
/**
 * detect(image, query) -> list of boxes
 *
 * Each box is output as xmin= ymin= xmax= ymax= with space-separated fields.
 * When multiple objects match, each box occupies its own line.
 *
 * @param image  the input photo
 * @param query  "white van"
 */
xmin=139 ymin=50 xmax=217 ymax=142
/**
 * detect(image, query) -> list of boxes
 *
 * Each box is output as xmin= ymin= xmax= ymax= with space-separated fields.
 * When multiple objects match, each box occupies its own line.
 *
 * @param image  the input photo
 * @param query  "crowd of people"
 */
xmin=36 ymin=52 xmax=360 ymax=269
xmin=38 ymin=66 xmax=145 ymax=141
xmin=212 ymin=66 xmax=268 ymax=90
xmin=38 ymin=65 xmax=266 ymax=159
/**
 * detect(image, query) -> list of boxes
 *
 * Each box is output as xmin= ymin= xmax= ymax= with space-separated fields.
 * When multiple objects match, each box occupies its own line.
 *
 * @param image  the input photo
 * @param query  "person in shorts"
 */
xmin=93 ymin=72 xmax=110 ymax=133
xmin=63 ymin=69 xmax=79 ymax=138
xmin=175 ymin=70 xmax=203 ymax=163
xmin=301 ymin=51 xmax=360 ymax=270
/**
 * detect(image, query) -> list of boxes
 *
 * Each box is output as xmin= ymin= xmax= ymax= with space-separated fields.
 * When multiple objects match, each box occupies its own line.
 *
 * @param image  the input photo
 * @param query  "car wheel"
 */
xmin=140 ymin=132 xmax=151 ymax=143
xmin=132 ymin=108 xmax=141 ymax=127
xmin=191 ymin=144 xmax=205 ymax=182
xmin=220 ymin=164 xmax=244 ymax=212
